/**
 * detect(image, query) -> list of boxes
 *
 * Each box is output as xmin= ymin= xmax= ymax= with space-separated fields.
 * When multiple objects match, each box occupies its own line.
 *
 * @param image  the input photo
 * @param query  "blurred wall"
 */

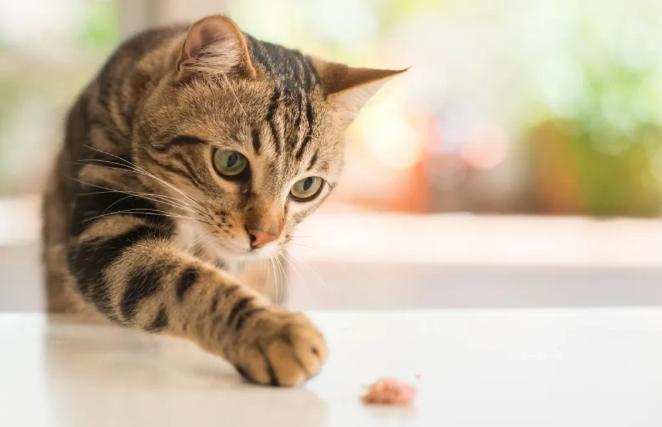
xmin=118 ymin=0 xmax=226 ymax=36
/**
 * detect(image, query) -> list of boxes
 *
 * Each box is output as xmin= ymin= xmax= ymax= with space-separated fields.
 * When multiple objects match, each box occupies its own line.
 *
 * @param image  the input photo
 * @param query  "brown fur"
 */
xmin=42 ymin=15 xmax=402 ymax=386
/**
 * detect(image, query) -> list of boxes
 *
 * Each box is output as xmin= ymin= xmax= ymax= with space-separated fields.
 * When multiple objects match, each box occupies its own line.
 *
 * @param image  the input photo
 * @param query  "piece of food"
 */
xmin=361 ymin=378 xmax=417 ymax=405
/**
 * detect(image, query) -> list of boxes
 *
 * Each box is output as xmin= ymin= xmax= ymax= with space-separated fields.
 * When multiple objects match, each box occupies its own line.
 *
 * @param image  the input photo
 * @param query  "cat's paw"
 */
xmin=233 ymin=311 xmax=328 ymax=386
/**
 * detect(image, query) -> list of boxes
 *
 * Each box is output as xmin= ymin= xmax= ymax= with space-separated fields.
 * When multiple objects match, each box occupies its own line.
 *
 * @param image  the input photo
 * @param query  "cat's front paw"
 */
xmin=233 ymin=311 xmax=328 ymax=386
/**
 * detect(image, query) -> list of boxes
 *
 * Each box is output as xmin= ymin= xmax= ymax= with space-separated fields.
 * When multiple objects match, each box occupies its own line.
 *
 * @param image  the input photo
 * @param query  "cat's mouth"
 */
xmin=177 ymin=219 xmax=281 ymax=265
xmin=203 ymin=226 xmax=280 ymax=260
xmin=202 ymin=232 xmax=251 ymax=258
xmin=208 ymin=238 xmax=282 ymax=265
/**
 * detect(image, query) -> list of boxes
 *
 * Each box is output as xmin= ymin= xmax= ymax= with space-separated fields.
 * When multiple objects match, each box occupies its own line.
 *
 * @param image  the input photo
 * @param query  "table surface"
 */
xmin=2 ymin=309 xmax=662 ymax=427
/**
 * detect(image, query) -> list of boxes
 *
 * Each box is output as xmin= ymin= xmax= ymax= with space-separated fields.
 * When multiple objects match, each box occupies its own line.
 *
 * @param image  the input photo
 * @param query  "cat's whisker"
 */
xmin=82 ymin=162 xmax=206 ymax=215
xmin=73 ymin=178 xmax=176 ymax=205
xmin=282 ymin=250 xmax=330 ymax=295
xmin=74 ymin=168 xmax=191 ymax=208
xmin=268 ymin=258 xmax=278 ymax=303
xmin=222 ymin=74 xmax=247 ymax=117
xmin=81 ymin=146 xmax=206 ymax=212
xmin=100 ymin=191 xmax=191 ymax=214
xmin=73 ymin=178 xmax=194 ymax=214
xmin=277 ymin=253 xmax=303 ymax=289
xmin=267 ymin=258 xmax=279 ymax=304
xmin=74 ymin=162 xmax=200 ymax=213
xmin=74 ymin=172 xmax=207 ymax=225
xmin=272 ymin=255 xmax=288 ymax=305
xmin=83 ymin=209 xmax=197 ymax=224
xmin=84 ymin=205 xmax=191 ymax=217
xmin=270 ymin=257 xmax=281 ymax=305
xmin=286 ymin=237 xmax=324 ymax=259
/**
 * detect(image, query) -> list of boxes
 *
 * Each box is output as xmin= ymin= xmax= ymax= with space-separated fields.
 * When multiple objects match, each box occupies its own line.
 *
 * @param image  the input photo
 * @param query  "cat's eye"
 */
xmin=290 ymin=176 xmax=324 ymax=202
xmin=213 ymin=150 xmax=248 ymax=177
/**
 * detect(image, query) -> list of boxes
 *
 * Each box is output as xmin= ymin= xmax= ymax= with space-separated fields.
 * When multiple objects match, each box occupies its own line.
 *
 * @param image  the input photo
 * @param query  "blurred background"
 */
xmin=3 ymin=0 xmax=662 ymax=311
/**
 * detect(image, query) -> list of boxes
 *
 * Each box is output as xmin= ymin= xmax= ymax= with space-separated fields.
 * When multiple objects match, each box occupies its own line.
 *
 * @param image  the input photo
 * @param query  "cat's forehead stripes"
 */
xmin=245 ymin=35 xmax=321 ymax=162
xmin=250 ymin=128 xmax=261 ymax=154
xmin=260 ymin=86 xmax=316 ymax=161
xmin=265 ymin=87 xmax=282 ymax=153
xmin=246 ymin=36 xmax=319 ymax=92
xmin=295 ymin=98 xmax=315 ymax=160
xmin=306 ymin=151 xmax=319 ymax=171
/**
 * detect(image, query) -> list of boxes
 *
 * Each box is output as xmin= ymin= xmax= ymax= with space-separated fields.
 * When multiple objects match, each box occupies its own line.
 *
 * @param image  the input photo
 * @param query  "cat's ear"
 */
xmin=176 ymin=15 xmax=257 ymax=79
xmin=310 ymin=58 xmax=406 ymax=119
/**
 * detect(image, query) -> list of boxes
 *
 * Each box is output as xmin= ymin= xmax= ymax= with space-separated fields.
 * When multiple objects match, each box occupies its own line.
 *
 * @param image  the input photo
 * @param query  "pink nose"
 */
xmin=247 ymin=229 xmax=278 ymax=249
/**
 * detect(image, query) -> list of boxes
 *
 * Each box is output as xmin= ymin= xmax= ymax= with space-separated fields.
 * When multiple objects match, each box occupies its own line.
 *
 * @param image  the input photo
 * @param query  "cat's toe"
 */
xmin=234 ymin=313 xmax=327 ymax=386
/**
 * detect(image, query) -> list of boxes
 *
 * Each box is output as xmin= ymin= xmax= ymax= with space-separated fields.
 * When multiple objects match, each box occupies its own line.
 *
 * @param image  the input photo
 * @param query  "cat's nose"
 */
xmin=247 ymin=228 xmax=278 ymax=249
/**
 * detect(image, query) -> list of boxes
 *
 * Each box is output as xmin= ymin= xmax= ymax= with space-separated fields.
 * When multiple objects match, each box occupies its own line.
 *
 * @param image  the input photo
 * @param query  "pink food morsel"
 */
xmin=361 ymin=378 xmax=417 ymax=405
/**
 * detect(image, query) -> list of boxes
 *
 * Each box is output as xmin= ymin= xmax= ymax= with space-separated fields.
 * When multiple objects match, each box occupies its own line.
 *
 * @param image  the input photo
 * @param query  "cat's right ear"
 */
xmin=309 ymin=58 xmax=407 ymax=122
xmin=176 ymin=15 xmax=257 ymax=80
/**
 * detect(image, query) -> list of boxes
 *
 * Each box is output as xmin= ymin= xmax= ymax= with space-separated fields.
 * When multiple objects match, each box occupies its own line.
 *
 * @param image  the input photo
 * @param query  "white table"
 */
xmin=2 ymin=309 xmax=662 ymax=426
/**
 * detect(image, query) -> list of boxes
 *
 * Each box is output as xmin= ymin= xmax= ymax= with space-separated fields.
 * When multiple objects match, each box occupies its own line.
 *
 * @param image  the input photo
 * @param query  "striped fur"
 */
xmin=42 ymin=15 xmax=400 ymax=386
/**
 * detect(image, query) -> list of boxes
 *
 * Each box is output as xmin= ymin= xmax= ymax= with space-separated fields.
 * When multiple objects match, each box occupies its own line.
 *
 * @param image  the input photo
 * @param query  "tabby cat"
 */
xmin=43 ymin=15 xmax=402 ymax=386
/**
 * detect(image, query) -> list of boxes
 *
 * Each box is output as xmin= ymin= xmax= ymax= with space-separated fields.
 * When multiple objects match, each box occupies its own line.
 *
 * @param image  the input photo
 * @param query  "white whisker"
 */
xmin=73 ymin=178 xmax=193 ymax=215
xmin=83 ymin=209 xmax=196 ymax=223
xmin=82 ymin=145 xmax=206 ymax=212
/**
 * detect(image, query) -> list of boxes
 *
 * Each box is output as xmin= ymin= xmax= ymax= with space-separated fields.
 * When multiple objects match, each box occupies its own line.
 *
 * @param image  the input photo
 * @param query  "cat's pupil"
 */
xmin=227 ymin=153 xmax=237 ymax=167
xmin=303 ymin=178 xmax=313 ymax=191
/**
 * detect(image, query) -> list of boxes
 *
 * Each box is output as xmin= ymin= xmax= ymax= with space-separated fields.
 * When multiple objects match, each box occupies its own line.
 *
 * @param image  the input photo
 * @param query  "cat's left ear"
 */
xmin=310 ymin=58 xmax=407 ymax=120
xmin=176 ymin=15 xmax=257 ymax=80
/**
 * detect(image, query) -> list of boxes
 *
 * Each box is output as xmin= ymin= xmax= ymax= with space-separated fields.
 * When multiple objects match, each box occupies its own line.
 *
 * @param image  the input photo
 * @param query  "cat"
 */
xmin=42 ymin=15 xmax=403 ymax=386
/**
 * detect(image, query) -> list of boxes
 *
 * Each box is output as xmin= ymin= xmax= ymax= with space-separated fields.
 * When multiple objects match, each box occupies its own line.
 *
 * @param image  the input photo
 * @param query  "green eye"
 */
xmin=213 ymin=150 xmax=248 ymax=177
xmin=290 ymin=176 xmax=324 ymax=202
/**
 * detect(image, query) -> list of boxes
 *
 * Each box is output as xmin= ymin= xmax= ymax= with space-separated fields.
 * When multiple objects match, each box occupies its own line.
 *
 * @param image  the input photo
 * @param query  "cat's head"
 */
xmin=135 ymin=15 xmax=403 ymax=261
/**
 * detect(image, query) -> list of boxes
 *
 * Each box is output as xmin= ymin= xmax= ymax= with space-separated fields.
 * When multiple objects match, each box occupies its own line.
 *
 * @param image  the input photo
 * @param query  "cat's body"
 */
xmin=43 ymin=15 xmax=401 ymax=386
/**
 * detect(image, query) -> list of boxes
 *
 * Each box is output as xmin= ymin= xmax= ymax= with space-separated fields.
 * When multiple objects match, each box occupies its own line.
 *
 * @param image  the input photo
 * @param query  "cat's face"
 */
xmin=133 ymin=16 xmax=402 ymax=261
xmin=137 ymin=79 xmax=344 ymax=260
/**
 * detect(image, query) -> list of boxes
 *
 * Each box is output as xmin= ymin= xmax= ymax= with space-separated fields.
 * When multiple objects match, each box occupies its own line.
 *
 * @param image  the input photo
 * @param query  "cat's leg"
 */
xmin=67 ymin=215 xmax=327 ymax=386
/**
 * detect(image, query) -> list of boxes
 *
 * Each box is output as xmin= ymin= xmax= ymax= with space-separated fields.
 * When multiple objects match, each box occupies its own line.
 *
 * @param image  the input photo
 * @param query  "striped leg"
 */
xmin=67 ymin=215 xmax=327 ymax=386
